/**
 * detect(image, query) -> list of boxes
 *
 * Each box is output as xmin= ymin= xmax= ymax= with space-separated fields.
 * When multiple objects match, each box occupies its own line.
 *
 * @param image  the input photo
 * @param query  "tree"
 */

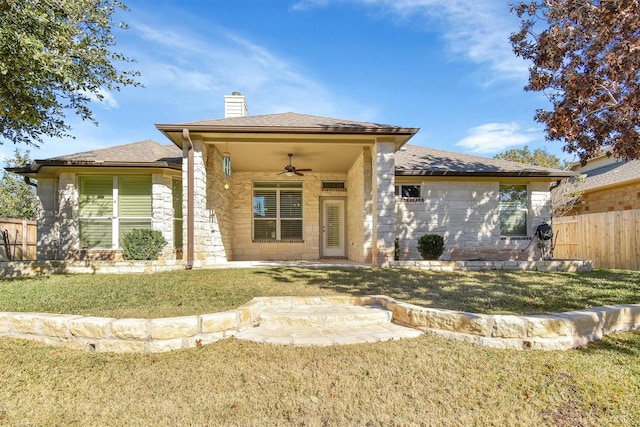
xmin=0 ymin=150 xmax=38 ymax=220
xmin=493 ymin=145 xmax=567 ymax=169
xmin=510 ymin=1 xmax=640 ymax=163
xmin=0 ymin=0 xmax=140 ymax=147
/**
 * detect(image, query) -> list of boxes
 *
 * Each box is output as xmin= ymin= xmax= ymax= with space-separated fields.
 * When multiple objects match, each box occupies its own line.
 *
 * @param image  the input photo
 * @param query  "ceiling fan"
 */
xmin=278 ymin=153 xmax=312 ymax=176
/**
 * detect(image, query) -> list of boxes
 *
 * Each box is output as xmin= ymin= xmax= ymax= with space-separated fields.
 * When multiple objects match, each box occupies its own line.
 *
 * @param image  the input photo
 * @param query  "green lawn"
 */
xmin=1 ymin=268 xmax=638 ymax=317
xmin=1 ymin=268 xmax=639 ymax=425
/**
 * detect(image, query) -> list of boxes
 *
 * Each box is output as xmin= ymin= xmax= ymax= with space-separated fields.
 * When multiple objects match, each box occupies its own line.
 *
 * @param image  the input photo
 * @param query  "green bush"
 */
xmin=121 ymin=229 xmax=167 ymax=260
xmin=417 ymin=234 xmax=444 ymax=260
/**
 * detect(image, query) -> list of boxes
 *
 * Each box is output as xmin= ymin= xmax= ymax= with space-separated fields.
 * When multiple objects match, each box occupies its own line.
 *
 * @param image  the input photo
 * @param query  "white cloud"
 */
xmin=455 ymin=122 xmax=538 ymax=154
xmin=80 ymin=88 xmax=119 ymax=109
xmin=295 ymin=0 xmax=528 ymax=83
xmin=290 ymin=0 xmax=329 ymax=11
xmin=124 ymin=17 xmax=378 ymax=121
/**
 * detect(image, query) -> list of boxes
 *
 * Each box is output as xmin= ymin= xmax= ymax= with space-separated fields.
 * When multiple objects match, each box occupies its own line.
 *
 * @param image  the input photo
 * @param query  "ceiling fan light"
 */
xmin=285 ymin=171 xmax=295 ymax=177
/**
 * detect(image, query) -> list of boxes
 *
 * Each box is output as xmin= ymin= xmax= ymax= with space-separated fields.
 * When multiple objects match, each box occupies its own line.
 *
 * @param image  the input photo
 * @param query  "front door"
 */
xmin=321 ymin=199 xmax=345 ymax=257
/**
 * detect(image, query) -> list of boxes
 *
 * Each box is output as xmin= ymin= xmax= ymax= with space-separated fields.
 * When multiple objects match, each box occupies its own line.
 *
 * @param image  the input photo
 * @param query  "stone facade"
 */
xmin=395 ymin=180 xmax=552 ymax=261
xmin=229 ymin=171 xmax=348 ymax=261
xmin=347 ymin=147 xmax=373 ymax=264
xmin=372 ymin=141 xmax=397 ymax=266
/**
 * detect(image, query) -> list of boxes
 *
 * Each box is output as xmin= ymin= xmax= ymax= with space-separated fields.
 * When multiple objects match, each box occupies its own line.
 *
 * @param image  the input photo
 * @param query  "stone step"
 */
xmin=235 ymin=322 xmax=422 ymax=346
xmin=255 ymin=304 xmax=393 ymax=328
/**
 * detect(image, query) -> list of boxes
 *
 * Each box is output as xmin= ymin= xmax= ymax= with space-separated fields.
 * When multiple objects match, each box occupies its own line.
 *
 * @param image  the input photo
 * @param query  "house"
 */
xmin=8 ymin=93 xmax=573 ymax=266
xmin=563 ymin=153 xmax=640 ymax=215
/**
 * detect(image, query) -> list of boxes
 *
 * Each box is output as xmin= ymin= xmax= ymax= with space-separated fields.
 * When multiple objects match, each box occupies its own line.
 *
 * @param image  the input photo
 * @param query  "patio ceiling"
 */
xmin=207 ymin=139 xmax=367 ymax=174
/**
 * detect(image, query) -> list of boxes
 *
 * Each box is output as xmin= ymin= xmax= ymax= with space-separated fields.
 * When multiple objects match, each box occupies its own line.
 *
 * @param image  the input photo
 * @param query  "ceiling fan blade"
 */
xmin=295 ymin=171 xmax=305 ymax=176
xmin=295 ymin=168 xmax=312 ymax=172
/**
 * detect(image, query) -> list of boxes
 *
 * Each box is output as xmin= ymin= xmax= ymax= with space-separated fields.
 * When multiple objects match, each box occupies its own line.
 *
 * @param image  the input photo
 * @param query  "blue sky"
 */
xmin=2 ymin=0 xmax=575 ymax=166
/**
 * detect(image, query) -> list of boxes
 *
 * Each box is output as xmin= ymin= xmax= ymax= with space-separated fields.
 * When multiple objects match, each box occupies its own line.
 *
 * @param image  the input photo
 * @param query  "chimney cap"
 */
xmin=231 ymin=91 xmax=242 ymax=96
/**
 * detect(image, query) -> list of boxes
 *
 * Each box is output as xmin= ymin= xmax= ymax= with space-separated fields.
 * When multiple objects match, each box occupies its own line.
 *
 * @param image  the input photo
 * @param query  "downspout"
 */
xmin=182 ymin=128 xmax=195 ymax=269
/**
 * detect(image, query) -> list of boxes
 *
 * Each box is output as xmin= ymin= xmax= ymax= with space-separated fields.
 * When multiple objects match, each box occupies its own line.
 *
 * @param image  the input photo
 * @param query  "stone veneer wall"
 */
xmin=2 ymin=294 xmax=637 ymax=353
xmin=395 ymin=180 xmax=552 ymax=261
xmin=372 ymin=142 xmax=396 ymax=266
xmin=152 ymin=174 xmax=176 ymax=259
xmin=230 ymin=171 xmax=348 ymax=261
xmin=35 ymin=176 xmax=59 ymax=260
xmin=204 ymin=146 xmax=234 ymax=263
xmin=346 ymin=147 xmax=373 ymax=264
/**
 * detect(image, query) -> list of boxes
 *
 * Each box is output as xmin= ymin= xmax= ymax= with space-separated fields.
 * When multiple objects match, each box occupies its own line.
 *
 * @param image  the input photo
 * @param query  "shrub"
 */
xmin=121 ymin=229 xmax=167 ymax=260
xmin=417 ymin=234 xmax=444 ymax=260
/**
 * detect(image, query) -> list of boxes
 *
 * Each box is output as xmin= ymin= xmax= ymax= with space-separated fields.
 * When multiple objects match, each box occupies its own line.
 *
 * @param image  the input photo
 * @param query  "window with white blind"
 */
xmin=253 ymin=182 xmax=303 ymax=241
xmin=499 ymin=184 xmax=528 ymax=236
xmin=78 ymin=176 xmax=152 ymax=248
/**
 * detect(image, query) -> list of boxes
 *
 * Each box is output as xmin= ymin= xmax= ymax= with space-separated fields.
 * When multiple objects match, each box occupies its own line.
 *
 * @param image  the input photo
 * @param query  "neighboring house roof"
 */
xmin=6 ymin=140 xmax=182 ymax=176
xmin=396 ymin=145 xmax=575 ymax=178
xmin=572 ymin=159 xmax=640 ymax=192
xmin=157 ymin=112 xmax=419 ymax=135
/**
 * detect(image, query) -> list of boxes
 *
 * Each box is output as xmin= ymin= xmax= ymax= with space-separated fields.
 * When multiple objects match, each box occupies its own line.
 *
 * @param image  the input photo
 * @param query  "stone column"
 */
xmin=152 ymin=173 xmax=175 ymax=260
xmin=372 ymin=141 xmax=396 ymax=266
xmin=35 ymin=177 xmax=57 ymax=260
xmin=57 ymin=172 xmax=78 ymax=259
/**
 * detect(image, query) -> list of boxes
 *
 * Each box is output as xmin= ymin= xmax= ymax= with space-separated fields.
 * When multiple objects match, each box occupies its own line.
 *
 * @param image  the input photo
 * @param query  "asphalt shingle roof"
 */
xmin=48 ymin=140 xmax=182 ymax=164
xmin=178 ymin=112 xmax=407 ymax=130
xmin=575 ymin=159 xmax=640 ymax=192
xmin=395 ymin=144 xmax=574 ymax=177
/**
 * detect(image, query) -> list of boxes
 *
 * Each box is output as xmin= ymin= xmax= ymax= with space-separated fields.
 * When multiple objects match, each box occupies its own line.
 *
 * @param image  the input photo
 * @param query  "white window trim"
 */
xmin=499 ymin=184 xmax=529 ymax=237
xmin=252 ymin=182 xmax=304 ymax=241
xmin=78 ymin=176 xmax=153 ymax=249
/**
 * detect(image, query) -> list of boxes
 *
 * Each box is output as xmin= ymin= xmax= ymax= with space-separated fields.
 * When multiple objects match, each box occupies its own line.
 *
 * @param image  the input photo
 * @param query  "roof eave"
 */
xmin=6 ymin=160 xmax=182 ymax=176
xmin=395 ymin=170 xmax=576 ymax=178
xmin=155 ymin=123 xmax=419 ymax=136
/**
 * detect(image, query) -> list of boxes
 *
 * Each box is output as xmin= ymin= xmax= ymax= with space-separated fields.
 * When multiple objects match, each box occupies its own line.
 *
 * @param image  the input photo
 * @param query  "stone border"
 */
xmin=378 ymin=296 xmax=640 ymax=350
xmin=390 ymin=259 xmax=593 ymax=272
xmin=1 ymin=295 xmax=638 ymax=353
xmin=0 ymin=260 xmax=186 ymax=277
xmin=1 ymin=259 xmax=593 ymax=277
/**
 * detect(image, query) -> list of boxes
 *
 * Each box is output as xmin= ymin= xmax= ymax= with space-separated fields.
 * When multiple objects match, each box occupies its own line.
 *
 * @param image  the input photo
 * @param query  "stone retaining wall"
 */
xmin=1 ymin=295 xmax=638 ymax=353
xmin=1 ymin=259 xmax=593 ymax=277
xmin=377 ymin=296 xmax=640 ymax=351
xmin=390 ymin=259 xmax=593 ymax=272
xmin=0 ymin=260 xmax=186 ymax=277
xmin=0 ymin=307 xmax=250 ymax=354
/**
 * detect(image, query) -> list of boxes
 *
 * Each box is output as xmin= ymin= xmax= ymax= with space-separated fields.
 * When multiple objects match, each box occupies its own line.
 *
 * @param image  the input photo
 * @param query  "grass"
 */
xmin=1 ymin=331 xmax=639 ymax=425
xmin=1 ymin=268 xmax=639 ymax=317
xmin=1 ymin=268 xmax=639 ymax=425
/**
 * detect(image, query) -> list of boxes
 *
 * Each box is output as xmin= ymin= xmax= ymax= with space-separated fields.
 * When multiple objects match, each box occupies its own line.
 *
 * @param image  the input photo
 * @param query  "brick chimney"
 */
xmin=224 ymin=91 xmax=248 ymax=118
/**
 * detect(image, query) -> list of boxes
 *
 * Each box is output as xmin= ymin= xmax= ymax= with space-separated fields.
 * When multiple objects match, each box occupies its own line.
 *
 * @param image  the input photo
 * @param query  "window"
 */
xmin=499 ymin=184 xmax=528 ymax=236
xmin=253 ymin=182 xmax=303 ymax=240
xmin=79 ymin=176 xmax=152 ymax=248
xmin=395 ymin=184 xmax=421 ymax=199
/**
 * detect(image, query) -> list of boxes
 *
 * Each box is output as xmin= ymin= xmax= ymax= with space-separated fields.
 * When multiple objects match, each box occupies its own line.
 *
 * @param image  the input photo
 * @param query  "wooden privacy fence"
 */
xmin=553 ymin=209 xmax=640 ymax=271
xmin=0 ymin=218 xmax=36 ymax=261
